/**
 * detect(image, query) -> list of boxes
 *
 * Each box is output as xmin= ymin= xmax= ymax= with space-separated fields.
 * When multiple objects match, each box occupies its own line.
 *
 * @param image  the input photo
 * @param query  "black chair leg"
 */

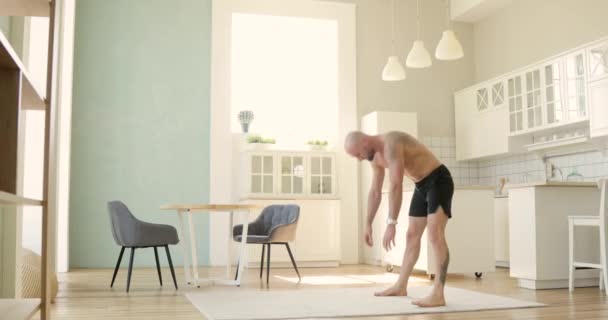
xmin=266 ymin=243 xmax=271 ymax=286
xmin=110 ymin=246 xmax=125 ymax=288
xmin=126 ymin=247 xmax=135 ymax=292
xmin=165 ymin=245 xmax=178 ymax=290
xmin=260 ymin=244 xmax=266 ymax=279
xmin=153 ymin=246 xmax=163 ymax=286
xmin=285 ymin=243 xmax=301 ymax=280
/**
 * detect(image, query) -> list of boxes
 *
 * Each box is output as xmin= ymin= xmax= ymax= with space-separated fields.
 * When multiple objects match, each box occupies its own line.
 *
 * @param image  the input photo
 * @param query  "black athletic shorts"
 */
xmin=409 ymin=164 xmax=454 ymax=219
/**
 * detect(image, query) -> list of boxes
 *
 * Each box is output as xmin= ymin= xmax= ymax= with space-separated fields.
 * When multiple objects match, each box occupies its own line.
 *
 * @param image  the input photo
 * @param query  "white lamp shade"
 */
xmin=406 ymin=41 xmax=432 ymax=68
xmin=435 ymin=30 xmax=464 ymax=60
xmin=382 ymin=55 xmax=406 ymax=81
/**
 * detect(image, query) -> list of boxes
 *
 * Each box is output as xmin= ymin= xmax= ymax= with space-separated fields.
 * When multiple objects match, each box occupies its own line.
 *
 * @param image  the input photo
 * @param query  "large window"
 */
xmin=230 ymin=13 xmax=339 ymax=147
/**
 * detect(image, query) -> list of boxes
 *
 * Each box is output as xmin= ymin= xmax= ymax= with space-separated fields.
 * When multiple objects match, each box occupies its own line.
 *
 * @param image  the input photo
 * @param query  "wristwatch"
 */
xmin=386 ymin=217 xmax=398 ymax=225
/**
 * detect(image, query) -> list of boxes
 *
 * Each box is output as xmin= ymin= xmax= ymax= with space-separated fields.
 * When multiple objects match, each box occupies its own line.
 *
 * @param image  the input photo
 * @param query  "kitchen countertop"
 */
xmin=506 ymin=181 xmax=597 ymax=189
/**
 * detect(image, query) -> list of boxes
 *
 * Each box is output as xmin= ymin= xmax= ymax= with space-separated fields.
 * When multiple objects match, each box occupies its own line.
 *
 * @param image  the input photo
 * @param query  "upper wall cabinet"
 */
xmin=564 ymin=51 xmax=587 ymax=121
xmin=588 ymin=41 xmax=608 ymax=82
xmin=455 ymin=36 xmax=608 ymax=160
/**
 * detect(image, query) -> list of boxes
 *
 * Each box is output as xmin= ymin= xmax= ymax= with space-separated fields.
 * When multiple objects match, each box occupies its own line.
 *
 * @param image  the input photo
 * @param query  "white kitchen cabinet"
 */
xmin=524 ymin=68 xmax=544 ymax=130
xmin=239 ymin=151 xmax=337 ymax=199
xmin=494 ymin=196 xmax=509 ymax=267
xmin=455 ymin=88 xmax=510 ymax=161
xmin=376 ymin=188 xmax=496 ymax=277
xmin=587 ymin=40 xmax=608 ymax=82
xmin=543 ymin=60 xmax=565 ymax=126
xmin=564 ymin=51 xmax=588 ymax=121
xmin=588 ymin=77 xmax=608 ymax=138
xmin=507 ymin=74 xmax=525 ymax=133
xmin=242 ymin=199 xmax=341 ymax=267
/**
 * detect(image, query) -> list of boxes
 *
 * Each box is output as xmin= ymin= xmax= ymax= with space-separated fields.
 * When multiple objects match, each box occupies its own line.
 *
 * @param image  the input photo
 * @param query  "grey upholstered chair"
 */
xmin=232 ymin=204 xmax=301 ymax=286
xmin=108 ymin=200 xmax=179 ymax=292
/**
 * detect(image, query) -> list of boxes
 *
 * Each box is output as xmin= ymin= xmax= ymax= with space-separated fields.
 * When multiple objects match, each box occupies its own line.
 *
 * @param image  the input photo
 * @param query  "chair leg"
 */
xmin=110 ymin=247 xmax=125 ymax=288
xmin=285 ymin=243 xmax=301 ymax=280
xmin=126 ymin=247 xmax=136 ymax=293
xmin=568 ymin=220 xmax=575 ymax=292
xmin=154 ymin=247 xmax=163 ymax=286
xmin=165 ymin=245 xmax=178 ymax=290
xmin=260 ymin=244 xmax=266 ymax=279
xmin=234 ymin=260 xmax=240 ymax=281
xmin=266 ymin=243 xmax=271 ymax=287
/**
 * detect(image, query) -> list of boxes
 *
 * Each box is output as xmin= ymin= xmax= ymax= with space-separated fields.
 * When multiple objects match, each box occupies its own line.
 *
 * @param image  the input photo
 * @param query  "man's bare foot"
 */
xmin=374 ymin=285 xmax=407 ymax=297
xmin=411 ymin=293 xmax=445 ymax=307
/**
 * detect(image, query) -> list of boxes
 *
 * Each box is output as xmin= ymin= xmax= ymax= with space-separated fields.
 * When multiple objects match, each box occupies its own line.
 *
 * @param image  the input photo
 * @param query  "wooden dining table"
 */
xmin=160 ymin=204 xmax=261 ymax=287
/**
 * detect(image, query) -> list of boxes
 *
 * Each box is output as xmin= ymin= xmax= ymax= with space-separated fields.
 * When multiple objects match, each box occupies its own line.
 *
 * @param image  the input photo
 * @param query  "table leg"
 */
xmin=226 ymin=211 xmax=234 ymax=279
xmin=188 ymin=209 xmax=200 ymax=287
xmin=177 ymin=210 xmax=192 ymax=285
xmin=236 ymin=210 xmax=249 ymax=286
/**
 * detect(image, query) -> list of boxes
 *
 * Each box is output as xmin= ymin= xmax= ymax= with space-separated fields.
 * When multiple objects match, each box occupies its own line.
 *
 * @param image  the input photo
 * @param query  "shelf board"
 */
xmin=0 ymin=30 xmax=46 ymax=110
xmin=509 ymin=119 xmax=589 ymax=138
xmin=524 ymin=135 xmax=589 ymax=151
xmin=0 ymin=0 xmax=50 ymax=17
xmin=0 ymin=191 xmax=43 ymax=206
xmin=0 ymin=299 xmax=40 ymax=320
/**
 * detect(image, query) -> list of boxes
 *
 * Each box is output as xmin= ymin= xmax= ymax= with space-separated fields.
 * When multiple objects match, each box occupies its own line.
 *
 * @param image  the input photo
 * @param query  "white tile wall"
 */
xmin=478 ymin=148 xmax=608 ymax=187
xmin=421 ymin=136 xmax=479 ymax=185
xmin=423 ymin=137 xmax=608 ymax=187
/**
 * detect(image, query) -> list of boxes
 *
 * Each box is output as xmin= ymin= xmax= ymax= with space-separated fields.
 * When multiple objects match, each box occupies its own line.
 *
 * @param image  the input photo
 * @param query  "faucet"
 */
xmin=543 ymin=158 xmax=563 ymax=181
xmin=552 ymin=167 xmax=563 ymax=181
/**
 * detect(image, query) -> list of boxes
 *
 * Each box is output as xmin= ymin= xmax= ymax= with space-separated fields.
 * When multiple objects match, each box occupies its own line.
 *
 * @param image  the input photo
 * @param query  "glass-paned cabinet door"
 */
xmin=476 ymin=88 xmax=489 ymax=111
xmin=279 ymin=154 xmax=305 ymax=195
xmin=250 ymin=154 xmax=274 ymax=194
xmin=525 ymin=69 xmax=543 ymax=129
xmin=310 ymin=155 xmax=334 ymax=195
xmin=507 ymin=75 xmax=524 ymax=132
xmin=565 ymin=52 xmax=587 ymax=120
xmin=544 ymin=61 xmax=564 ymax=125
xmin=588 ymin=42 xmax=608 ymax=81
xmin=491 ymin=81 xmax=505 ymax=107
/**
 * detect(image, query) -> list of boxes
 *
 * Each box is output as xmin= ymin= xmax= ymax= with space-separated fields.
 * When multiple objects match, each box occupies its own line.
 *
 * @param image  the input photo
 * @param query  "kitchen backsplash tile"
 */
xmin=423 ymin=136 xmax=608 ymax=187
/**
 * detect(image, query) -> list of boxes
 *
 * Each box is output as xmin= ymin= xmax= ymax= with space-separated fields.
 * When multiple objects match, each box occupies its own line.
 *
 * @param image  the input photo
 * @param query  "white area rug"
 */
xmin=185 ymin=285 xmax=544 ymax=320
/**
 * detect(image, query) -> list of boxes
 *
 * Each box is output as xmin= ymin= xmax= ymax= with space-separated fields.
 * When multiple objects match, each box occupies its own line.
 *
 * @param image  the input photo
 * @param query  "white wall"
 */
xmin=332 ymin=0 xmax=475 ymax=137
xmin=473 ymin=0 xmax=608 ymax=82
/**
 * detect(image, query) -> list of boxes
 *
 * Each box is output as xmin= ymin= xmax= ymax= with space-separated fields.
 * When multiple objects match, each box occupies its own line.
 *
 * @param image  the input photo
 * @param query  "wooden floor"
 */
xmin=37 ymin=265 xmax=608 ymax=319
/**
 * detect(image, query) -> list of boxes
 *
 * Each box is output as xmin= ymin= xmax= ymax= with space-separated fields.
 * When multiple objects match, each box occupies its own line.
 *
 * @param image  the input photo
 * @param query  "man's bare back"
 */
xmin=371 ymin=131 xmax=442 ymax=183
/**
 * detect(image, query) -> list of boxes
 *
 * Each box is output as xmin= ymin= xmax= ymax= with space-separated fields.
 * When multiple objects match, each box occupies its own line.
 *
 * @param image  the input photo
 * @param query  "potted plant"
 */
xmin=307 ymin=139 xmax=329 ymax=151
xmin=238 ymin=110 xmax=254 ymax=133
xmin=247 ymin=134 xmax=276 ymax=150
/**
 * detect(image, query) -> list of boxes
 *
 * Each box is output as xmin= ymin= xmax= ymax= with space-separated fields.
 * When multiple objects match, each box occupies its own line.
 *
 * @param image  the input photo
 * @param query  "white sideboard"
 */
xmin=369 ymin=187 xmax=496 ymax=278
xmin=239 ymin=199 xmax=341 ymax=268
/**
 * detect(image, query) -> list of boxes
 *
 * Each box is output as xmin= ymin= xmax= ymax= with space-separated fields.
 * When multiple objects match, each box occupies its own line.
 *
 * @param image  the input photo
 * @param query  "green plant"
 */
xmin=247 ymin=134 xmax=275 ymax=144
xmin=307 ymin=140 xmax=328 ymax=146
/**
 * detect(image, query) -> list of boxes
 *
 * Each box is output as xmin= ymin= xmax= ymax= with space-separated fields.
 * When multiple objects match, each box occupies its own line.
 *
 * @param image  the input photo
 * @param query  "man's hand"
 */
xmin=383 ymin=224 xmax=396 ymax=251
xmin=364 ymin=224 xmax=374 ymax=247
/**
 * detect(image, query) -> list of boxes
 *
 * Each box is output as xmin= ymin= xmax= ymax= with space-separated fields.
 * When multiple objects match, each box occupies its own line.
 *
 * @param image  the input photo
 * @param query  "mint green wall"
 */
xmin=70 ymin=0 xmax=212 ymax=268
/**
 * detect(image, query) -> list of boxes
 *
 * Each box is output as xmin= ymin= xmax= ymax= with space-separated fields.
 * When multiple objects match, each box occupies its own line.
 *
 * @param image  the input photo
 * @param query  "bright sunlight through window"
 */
xmin=231 ymin=13 xmax=339 ymax=148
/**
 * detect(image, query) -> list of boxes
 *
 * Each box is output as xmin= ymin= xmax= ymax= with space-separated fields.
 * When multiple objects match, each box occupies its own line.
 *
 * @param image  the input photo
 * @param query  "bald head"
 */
xmin=344 ymin=131 xmax=376 ymax=161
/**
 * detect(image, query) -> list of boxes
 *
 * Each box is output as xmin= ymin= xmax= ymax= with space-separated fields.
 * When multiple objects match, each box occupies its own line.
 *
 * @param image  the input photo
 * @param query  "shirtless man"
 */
xmin=344 ymin=131 xmax=454 ymax=307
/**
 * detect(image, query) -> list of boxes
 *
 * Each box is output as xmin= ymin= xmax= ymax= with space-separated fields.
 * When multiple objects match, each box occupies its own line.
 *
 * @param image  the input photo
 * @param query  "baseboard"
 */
xmin=246 ymin=261 xmax=339 ymax=268
xmin=517 ymin=270 xmax=602 ymax=289
xmin=495 ymin=261 xmax=510 ymax=268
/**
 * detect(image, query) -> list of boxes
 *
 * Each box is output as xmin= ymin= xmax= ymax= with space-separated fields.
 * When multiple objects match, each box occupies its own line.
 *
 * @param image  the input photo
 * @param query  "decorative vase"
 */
xmin=241 ymin=122 xmax=250 ymax=133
